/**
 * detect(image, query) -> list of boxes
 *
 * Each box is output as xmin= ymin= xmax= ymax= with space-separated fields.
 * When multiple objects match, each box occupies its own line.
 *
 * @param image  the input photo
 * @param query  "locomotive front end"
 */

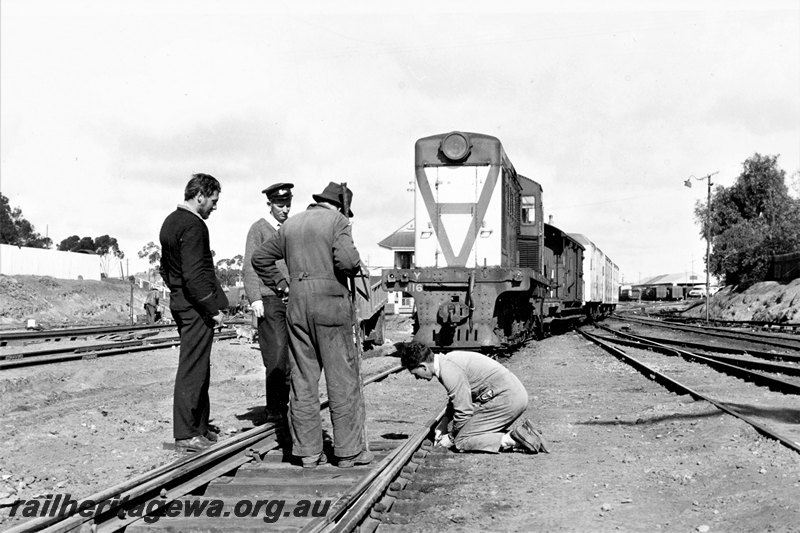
xmin=382 ymin=132 xmax=545 ymax=350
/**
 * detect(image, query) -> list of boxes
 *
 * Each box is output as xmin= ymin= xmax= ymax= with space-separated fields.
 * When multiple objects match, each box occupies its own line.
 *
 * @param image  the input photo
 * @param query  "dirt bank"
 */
xmin=682 ymin=278 xmax=800 ymax=323
xmin=0 ymin=275 xmax=150 ymax=328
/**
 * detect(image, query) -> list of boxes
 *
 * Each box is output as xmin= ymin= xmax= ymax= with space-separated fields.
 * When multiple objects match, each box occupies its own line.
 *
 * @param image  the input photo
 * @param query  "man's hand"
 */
xmin=435 ymin=434 xmax=453 ymax=448
xmin=250 ymin=300 xmax=264 ymax=318
xmin=280 ymin=286 xmax=290 ymax=304
xmin=212 ymin=311 xmax=225 ymax=327
xmin=433 ymin=415 xmax=451 ymax=441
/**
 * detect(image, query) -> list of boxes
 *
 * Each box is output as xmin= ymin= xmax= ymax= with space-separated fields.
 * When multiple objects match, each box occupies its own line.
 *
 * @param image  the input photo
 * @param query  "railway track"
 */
xmin=591 ymin=323 xmax=800 ymax=394
xmin=579 ymin=327 xmax=800 ymax=454
xmin=0 ymin=324 xmax=176 ymax=347
xmin=599 ymin=319 xmax=800 ymax=362
xmin=636 ymin=312 xmax=800 ymax=333
xmin=0 ymin=330 xmax=237 ymax=369
xmin=611 ymin=314 xmax=800 ymax=352
xmin=5 ymin=365 xmax=452 ymax=533
xmin=0 ymin=320 xmax=250 ymax=347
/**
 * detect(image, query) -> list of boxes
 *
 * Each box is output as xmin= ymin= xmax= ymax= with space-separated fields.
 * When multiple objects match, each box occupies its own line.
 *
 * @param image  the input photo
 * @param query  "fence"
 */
xmin=0 ymin=244 xmax=104 ymax=280
xmin=768 ymin=251 xmax=800 ymax=282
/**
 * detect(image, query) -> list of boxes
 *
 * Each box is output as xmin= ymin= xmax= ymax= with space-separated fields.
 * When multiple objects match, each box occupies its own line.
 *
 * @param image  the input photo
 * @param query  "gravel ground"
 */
xmin=2 ymin=317 xmax=800 ymax=531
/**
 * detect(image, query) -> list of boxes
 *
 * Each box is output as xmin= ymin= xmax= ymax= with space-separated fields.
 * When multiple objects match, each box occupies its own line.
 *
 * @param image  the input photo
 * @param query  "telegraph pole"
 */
xmin=684 ymin=171 xmax=719 ymax=323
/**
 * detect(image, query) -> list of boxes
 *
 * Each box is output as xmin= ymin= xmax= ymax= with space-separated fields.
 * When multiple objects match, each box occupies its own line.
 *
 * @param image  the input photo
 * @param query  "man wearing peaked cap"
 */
xmin=242 ymin=182 xmax=294 ymax=425
xmin=262 ymin=183 xmax=294 ymax=202
xmin=251 ymin=181 xmax=371 ymax=469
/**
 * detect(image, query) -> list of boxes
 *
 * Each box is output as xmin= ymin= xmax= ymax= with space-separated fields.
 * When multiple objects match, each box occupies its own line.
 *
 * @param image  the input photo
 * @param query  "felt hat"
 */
xmin=312 ymin=181 xmax=354 ymax=217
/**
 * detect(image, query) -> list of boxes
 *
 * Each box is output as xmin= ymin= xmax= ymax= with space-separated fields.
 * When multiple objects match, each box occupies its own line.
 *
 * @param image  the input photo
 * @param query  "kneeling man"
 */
xmin=399 ymin=341 xmax=548 ymax=454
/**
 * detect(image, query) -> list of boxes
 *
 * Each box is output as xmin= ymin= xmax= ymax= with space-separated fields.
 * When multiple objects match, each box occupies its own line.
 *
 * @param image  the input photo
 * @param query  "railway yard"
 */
xmin=0 ymin=295 xmax=798 ymax=531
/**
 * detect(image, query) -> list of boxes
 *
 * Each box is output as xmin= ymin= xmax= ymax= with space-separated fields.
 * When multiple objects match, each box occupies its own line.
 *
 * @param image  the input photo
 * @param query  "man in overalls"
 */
xmin=251 ymin=182 xmax=371 ymax=469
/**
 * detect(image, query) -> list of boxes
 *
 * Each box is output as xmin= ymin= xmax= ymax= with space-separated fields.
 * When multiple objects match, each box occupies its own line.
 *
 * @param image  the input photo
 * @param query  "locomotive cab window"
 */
xmin=521 ymin=196 xmax=536 ymax=224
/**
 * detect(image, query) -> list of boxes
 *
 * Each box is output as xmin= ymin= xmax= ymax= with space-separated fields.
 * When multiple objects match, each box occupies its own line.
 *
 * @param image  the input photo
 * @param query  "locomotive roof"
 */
xmin=517 ymin=174 xmax=542 ymax=194
xmin=415 ymin=131 xmax=515 ymax=171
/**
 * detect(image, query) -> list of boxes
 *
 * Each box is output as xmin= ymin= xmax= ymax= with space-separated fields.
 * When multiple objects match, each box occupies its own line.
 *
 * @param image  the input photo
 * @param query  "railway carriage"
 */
xmin=382 ymin=131 xmax=617 ymax=351
xmin=569 ymin=233 xmax=619 ymax=318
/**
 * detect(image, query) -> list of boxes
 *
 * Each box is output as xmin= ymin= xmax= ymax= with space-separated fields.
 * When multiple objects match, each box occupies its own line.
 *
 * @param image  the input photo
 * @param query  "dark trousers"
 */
xmin=257 ymin=295 xmax=290 ymax=414
xmin=145 ymin=304 xmax=157 ymax=324
xmin=171 ymin=306 xmax=214 ymax=440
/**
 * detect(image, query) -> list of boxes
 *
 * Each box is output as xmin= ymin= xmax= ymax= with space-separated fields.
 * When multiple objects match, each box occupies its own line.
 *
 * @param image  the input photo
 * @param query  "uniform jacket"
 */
xmin=436 ymin=350 xmax=519 ymax=435
xmin=250 ymin=204 xmax=360 ymax=295
xmin=242 ymin=218 xmax=289 ymax=302
xmin=159 ymin=206 xmax=227 ymax=317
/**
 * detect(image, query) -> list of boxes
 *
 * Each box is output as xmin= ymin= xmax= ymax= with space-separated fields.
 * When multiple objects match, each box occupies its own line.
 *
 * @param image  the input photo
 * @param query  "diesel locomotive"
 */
xmin=381 ymin=131 xmax=618 ymax=351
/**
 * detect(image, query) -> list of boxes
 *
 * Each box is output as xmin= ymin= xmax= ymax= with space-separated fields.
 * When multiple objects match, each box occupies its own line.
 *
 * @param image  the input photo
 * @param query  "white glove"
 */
xmin=250 ymin=300 xmax=264 ymax=318
xmin=435 ymin=434 xmax=453 ymax=448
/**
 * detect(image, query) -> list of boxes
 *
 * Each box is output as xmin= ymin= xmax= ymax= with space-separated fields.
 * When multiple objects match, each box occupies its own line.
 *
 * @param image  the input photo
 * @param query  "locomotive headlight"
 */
xmin=440 ymin=132 xmax=471 ymax=162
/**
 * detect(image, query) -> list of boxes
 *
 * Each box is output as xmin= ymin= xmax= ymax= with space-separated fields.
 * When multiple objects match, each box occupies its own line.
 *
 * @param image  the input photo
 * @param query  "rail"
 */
xmin=6 ymin=364 xmax=405 ymax=533
xmin=578 ymin=328 xmax=800 ymax=454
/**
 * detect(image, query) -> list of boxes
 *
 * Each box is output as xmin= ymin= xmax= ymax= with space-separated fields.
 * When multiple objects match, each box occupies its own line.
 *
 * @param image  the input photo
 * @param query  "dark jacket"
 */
xmin=159 ymin=206 xmax=227 ymax=317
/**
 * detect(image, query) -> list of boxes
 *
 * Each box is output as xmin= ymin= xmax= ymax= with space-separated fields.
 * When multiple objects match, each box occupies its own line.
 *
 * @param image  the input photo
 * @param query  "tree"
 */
xmin=58 ymin=235 xmax=92 ymax=252
xmin=57 ymin=234 xmax=125 ymax=278
xmin=696 ymin=153 xmax=800 ymax=286
xmin=138 ymin=242 xmax=162 ymax=284
xmin=214 ymin=255 xmax=243 ymax=287
xmin=1 ymin=194 xmax=52 ymax=248
xmin=94 ymin=235 xmax=125 ymax=278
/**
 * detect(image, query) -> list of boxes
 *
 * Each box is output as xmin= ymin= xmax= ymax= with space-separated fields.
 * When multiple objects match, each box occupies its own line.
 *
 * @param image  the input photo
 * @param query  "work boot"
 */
xmin=510 ymin=424 xmax=548 ymax=454
xmin=522 ymin=419 xmax=550 ymax=453
xmin=337 ymin=449 xmax=374 ymax=468
xmin=300 ymin=452 xmax=328 ymax=469
xmin=175 ymin=435 xmax=214 ymax=453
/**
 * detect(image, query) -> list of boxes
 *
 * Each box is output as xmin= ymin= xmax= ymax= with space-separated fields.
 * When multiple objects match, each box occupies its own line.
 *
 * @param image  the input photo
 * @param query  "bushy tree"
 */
xmin=58 ymin=235 xmax=95 ymax=252
xmin=696 ymin=153 xmax=800 ymax=286
xmin=1 ymin=194 xmax=52 ymax=248
xmin=138 ymin=242 xmax=162 ymax=284
xmin=57 ymin=234 xmax=125 ymax=277
xmin=214 ymin=255 xmax=243 ymax=287
xmin=94 ymin=235 xmax=125 ymax=278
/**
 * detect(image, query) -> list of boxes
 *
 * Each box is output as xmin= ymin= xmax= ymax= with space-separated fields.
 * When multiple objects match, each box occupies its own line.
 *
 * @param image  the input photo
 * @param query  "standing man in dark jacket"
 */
xmin=159 ymin=173 xmax=228 ymax=453
xmin=242 ymin=182 xmax=293 ymax=424
xmin=251 ymin=182 xmax=371 ymax=469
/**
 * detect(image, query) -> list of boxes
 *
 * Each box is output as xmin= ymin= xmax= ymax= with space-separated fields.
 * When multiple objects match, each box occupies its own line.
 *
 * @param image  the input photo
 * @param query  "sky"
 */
xmin=2 ymin=0 xmax=799 ymax=284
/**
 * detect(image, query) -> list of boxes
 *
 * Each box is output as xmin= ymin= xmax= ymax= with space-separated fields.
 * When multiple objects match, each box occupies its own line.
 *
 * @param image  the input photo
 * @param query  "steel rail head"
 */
xmin=5 ymin=427 xmax=278 ymax=533
xmin=616 ymin=315 xmax=800 ymax=351
xmin=5 ymin=364 xmax=405 ymax=533
xmin=579 ymin=328 xmax=800 ymax=454
xmin=593 ymin=324 xmax=800 ymax=393
xmin=306 ymin=407 xmax=448 ymax=533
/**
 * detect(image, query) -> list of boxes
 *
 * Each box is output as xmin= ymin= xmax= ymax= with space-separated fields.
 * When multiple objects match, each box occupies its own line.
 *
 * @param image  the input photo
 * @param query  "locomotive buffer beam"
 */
xmin=382 ymin=267 xmax=543 ymax=349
